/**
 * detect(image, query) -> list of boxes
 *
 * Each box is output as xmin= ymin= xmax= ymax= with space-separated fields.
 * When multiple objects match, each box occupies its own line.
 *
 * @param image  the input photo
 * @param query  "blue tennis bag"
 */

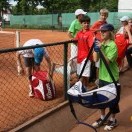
xmin=67 ymin=81 xmax=120 ymax=109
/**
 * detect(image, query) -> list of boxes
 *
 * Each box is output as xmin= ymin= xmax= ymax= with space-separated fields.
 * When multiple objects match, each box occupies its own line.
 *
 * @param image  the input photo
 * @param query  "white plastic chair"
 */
xmin=51 ymin=57 xmax=77 ymax=89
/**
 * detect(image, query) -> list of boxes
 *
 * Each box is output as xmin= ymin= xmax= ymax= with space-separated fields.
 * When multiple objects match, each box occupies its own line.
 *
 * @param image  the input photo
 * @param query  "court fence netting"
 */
xmin=0 ymin=39 xmax=76 ymax=131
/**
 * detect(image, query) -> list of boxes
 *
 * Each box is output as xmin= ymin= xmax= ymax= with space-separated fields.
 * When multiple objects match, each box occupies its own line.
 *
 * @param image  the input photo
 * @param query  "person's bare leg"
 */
xmin=25 ymin=67 xmax=34 ymax=97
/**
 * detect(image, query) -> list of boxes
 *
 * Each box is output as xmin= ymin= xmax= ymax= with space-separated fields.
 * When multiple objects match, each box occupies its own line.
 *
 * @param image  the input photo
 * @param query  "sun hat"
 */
xmin=75 ymin=9 xmax=87 ymax=16
xmin=34 ymin=47 xmax=44 ymax=64
xmin=99 ymin=24 xmax=114 ymax=31
xmin=120 ymin=16 xmax=129 ymax=22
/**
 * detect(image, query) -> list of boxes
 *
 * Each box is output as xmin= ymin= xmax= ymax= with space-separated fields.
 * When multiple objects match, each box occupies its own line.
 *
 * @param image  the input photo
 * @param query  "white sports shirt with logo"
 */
xmin=19 ymin=39 xmax=48 ymax=58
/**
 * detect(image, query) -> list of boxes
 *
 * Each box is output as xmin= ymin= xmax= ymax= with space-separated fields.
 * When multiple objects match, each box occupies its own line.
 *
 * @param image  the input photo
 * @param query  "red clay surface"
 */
xmin=0 ymin=29 xmax=71 ymax=131
xmin=0 ymin=29 xmax=132 ymax=132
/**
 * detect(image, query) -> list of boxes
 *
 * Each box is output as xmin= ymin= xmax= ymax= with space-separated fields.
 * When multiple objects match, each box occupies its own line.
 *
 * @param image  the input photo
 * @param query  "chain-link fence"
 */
xmin=0 ymin=40 xmax=76 ymax=131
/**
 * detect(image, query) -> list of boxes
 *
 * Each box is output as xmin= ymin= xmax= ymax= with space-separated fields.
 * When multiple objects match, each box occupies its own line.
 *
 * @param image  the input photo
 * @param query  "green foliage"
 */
xmin=11 ymin=0 xmax=118 ymax=15
xmin=0 ymin=0 xmax=10 ymax=18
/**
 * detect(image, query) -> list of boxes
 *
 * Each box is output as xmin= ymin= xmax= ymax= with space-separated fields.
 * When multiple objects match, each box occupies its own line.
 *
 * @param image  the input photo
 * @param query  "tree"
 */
xmin=0 ymin=0 xmax=10 ymax=19
xmin=13 ymin=0 xmax=40 ymax=15
xmin=11 ymin=0 xmax=118 ymax=15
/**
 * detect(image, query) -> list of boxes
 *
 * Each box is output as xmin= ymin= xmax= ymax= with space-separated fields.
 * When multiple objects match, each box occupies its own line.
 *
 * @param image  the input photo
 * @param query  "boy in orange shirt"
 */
xmin=91 ymin=8 xmax=109 ymax=41
xmin=75 ymin=15 xmax=94 ymax=88
xmin=90 ymin=8 xmax=109 ymax=84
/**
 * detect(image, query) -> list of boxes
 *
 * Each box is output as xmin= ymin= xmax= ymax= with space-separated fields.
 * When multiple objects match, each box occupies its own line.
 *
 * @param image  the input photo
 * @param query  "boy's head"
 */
xmin=80 ymin=15 xmax=91 ymax=30
xmin=99 ymin=8 xmax=109 ymax=22
xmin=120 ymin=16 xmax=129 ymax=26
xmin=99 ymin=24 xmax=115 ymax=40
xmin=80 ymin=15 xmax=90 ymax=23
xmin=123 ymin=18 xmax=132 ymax=38
xmin=75 ymin=9 xmax=87 ymax=20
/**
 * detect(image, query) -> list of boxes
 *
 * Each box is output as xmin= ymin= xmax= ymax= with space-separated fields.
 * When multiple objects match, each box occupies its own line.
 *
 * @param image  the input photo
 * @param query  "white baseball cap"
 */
xmin=75 ymin=9 xmax=87 ymax=16
xmin=120 ymin=16 xmax=129 ymax=22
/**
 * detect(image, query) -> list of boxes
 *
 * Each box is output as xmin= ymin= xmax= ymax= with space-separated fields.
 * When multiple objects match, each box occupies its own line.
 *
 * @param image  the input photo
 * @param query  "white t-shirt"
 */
xmin=19 ymin=39 xmax=48 ymax=57
xmin=117 ymin=27 xmax=124 ymax=34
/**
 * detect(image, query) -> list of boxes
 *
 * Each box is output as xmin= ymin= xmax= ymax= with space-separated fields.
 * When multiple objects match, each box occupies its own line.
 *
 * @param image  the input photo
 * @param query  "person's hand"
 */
xmin=93 ymin=38 xmax=100 ymax=52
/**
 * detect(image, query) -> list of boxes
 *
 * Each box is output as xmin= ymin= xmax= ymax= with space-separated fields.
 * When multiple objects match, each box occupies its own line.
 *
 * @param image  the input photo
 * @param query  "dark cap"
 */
xmin=100 ymin=24 xmax=114 ymax=31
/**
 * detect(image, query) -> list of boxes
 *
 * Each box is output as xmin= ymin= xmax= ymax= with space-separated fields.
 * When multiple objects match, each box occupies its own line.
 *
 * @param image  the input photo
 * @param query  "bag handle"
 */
xmin=79 ymin=41 xmax=95 ymax=79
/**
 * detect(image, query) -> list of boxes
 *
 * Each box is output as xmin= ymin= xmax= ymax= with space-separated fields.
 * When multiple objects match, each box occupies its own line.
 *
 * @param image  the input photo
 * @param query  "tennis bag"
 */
xmin=31 ymin=71 xmax=56 ymax=101
xmin=67 ymin=81 xmax=120 ymax=109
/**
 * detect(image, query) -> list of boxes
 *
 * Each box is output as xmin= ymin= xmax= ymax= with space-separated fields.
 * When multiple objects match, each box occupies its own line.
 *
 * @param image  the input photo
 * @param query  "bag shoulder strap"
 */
xmin=98 ymin=49 xmax=118 ymax=88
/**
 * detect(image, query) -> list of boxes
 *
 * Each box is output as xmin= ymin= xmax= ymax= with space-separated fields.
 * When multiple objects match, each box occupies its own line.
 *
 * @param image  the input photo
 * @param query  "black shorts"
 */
xmin=23 ymin=57 xmax=34 ymax=67
xmin=99 ymin=79 xmax=120 ymax=114
xmin=23 ymin=57 xmax=41 ymax=67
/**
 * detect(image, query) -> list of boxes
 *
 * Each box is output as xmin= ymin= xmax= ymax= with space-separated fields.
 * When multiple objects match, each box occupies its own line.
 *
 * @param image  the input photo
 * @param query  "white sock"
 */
xmin=101 ymin=115 xmax=105 ymax=120
xmin=110 ymin=117 xmax=115 ymax=122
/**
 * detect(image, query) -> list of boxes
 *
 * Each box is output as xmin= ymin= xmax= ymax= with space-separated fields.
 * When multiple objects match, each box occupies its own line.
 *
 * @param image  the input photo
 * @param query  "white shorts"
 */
xmin=70 ymin=43 xmax=77 ymax=60
xmin=77 ymin=59 xmax=91 ymax=77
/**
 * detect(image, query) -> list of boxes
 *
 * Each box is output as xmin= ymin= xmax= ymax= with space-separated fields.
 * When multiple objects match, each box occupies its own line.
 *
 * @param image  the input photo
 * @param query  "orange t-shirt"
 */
xmin=115 ymin=34 xmax=129 ymax=66
xmin=90 ymin=20 xmax=107 ymax=41
xmin=75 ymin=29 xmax=94 ymax=63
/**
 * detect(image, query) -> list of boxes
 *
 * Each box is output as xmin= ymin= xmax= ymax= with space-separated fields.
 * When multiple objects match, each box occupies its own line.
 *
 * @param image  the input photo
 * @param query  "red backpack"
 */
xmin=31 ymin=71 xmax=56 ymax=101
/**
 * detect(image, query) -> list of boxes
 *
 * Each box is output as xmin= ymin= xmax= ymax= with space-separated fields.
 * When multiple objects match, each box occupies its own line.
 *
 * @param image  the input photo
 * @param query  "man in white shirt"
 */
xmin=16 ymin=39 xmax=52 ymax=97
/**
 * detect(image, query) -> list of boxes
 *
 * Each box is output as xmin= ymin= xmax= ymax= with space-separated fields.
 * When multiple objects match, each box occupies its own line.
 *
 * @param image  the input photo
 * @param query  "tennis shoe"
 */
xmin=92 ymin=118 xmax=107 ymax=128
xmin=104 ymin=119 xmax=118 ymax=131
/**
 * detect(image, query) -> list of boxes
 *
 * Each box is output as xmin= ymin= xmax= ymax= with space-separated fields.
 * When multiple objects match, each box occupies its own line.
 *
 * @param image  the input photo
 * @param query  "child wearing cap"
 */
xmin=67 ymin=9 xmax=87 ymax=79
xmin=16 ymin=39 xmax=52 ymax=97
xmin=115 ymin=20 xmax=132 ymax=71
xmin=92 ymin=24 xmax=120 ymax=131
xmin=117 ymin=16 xmax=129 ymax=34
xmin=91 ymin=8 xmax=109 ymax=41
xmin=75 ymin=15 xmax=94 ymax=89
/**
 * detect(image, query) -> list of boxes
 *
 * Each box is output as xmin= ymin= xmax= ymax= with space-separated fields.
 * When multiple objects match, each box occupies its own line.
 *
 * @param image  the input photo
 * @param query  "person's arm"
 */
xmin=67 ymin=31 xmax=73 ymax=38
xmin=124 ymin=25 xmax=132 ymax=44
xmin=93 ymin=39 xmax=111 ymax=64
xmin=44 ymin=52 xmax=52 ymax=78
xmin=67 ymin=20 xmax=75 ymax=39
xmin=93 ymin=51 xmax=99 ymax=62
xmin=45 ymin=56 xmax=52 ymax=77
xmin=93 ymin=38 xmax=101 ymax=62
xmin=16 ymin=52 xmax=24 ymax=75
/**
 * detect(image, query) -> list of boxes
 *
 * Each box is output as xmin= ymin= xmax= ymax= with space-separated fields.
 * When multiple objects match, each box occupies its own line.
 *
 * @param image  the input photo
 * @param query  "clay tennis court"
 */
xmin=0 ymin=29 xmax=132 ymax=132
xmin=0 ymin=29 xmax=72 ymax=131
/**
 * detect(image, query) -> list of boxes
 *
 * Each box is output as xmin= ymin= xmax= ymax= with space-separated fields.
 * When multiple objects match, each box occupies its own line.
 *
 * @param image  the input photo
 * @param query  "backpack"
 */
xmin=31 ymin=71 xmax=56 ymax=101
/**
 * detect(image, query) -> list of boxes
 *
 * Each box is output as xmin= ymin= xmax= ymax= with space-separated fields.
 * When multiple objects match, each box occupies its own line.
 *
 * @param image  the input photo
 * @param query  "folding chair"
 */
xmin=51 ymin=57 xmax=77 ymax=89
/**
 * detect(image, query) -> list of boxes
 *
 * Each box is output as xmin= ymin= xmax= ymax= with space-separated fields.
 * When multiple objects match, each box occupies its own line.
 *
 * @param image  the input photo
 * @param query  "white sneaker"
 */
xmin=92 ymin=118 xmax=107 ymax=128
xmin=92 ymin=118 xmax=103 ymax=128
xmin=104 ymin=119 xmax=118 ymax=131
xmin=29 ymin=85 xmax=34 ymax=97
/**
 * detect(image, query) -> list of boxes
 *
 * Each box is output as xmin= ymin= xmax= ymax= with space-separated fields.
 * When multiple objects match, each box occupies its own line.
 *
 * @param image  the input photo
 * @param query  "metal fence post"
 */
xmin=63 ymin=43 xmax=68 ymax=100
